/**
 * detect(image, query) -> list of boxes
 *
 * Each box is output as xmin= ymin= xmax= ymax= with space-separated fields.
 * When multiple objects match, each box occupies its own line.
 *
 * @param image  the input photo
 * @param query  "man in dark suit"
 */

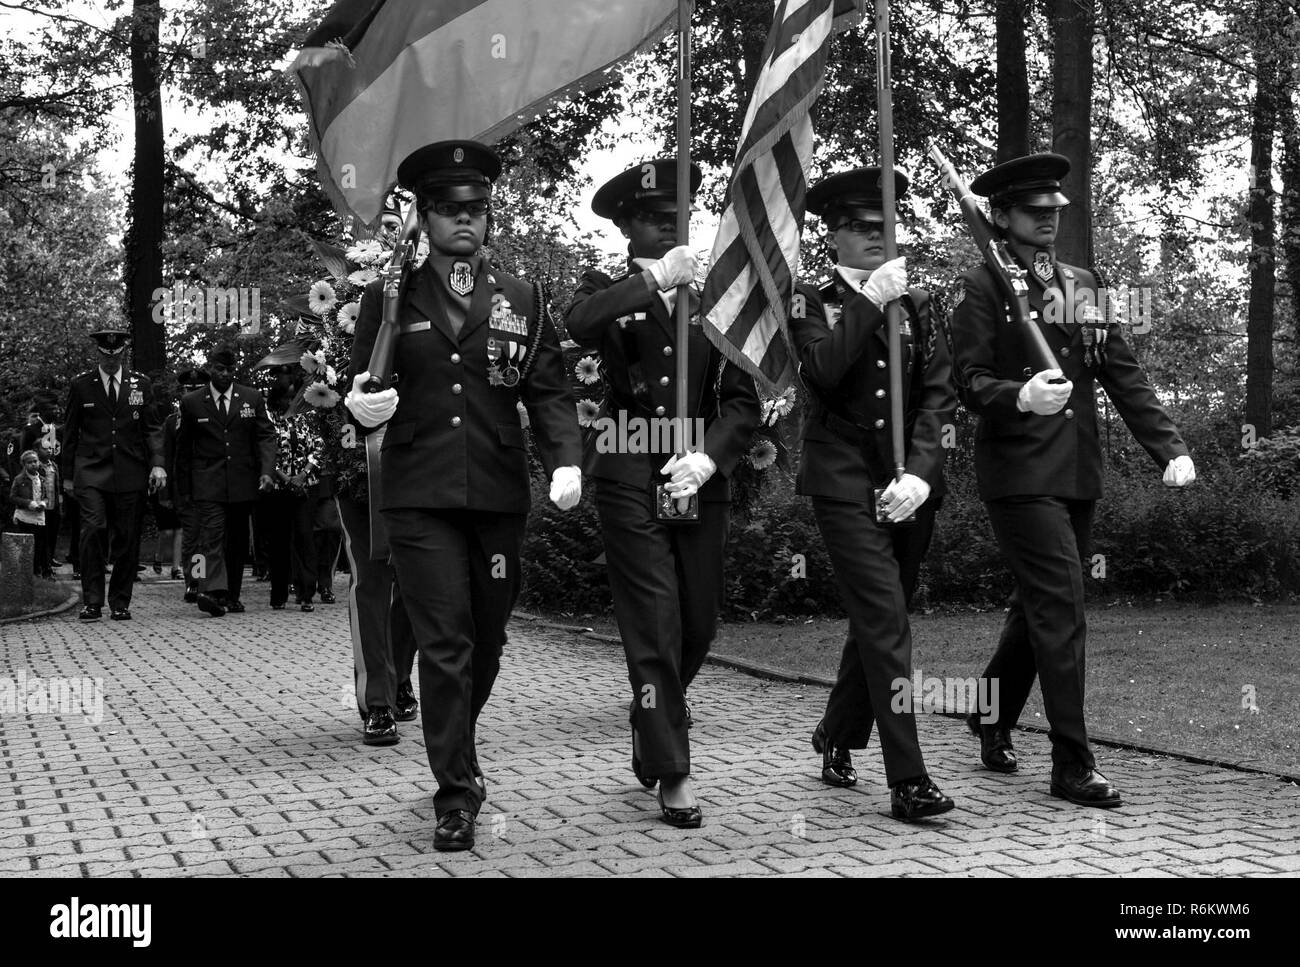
xmin=60 ymin=328 xmax=167 ymax=620
xmin=789 ymin=167 xmax=957 ymax=821
xmin=566 ymin=158 xmax=761 ymax=829
xmin=164 ymin=369 xmax=207 ymax=601
xmin=174 ymin=348 xmax=276 ymax=617
xmin=949 ymin=153 xmax=1196 ymax=808
xmin=345 ymin=140 xmax=583 ymax=852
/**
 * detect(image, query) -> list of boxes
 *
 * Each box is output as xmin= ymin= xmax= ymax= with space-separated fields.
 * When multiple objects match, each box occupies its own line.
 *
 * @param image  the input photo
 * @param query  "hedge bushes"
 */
xmin=519 ymin=453 xmax=1300 ymax=618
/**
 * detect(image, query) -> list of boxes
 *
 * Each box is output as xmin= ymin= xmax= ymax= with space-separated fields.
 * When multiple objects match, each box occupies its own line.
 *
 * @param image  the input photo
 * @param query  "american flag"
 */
xmin=700 ymin=0 xmax=864 ymax=394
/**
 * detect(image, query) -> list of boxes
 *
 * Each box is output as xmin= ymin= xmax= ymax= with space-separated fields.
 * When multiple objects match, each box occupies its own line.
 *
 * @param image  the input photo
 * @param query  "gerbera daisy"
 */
xmin=576 ymin=398 xmax=600 ymax=428
xmin=308 ymin=280 xmax=337 ymax=315
xmin=300 ymin=350 xmax=325 ymax=375
xmin=336 ymin=301 xmax=360 ymax=334
xmin=574 ymin=355 xmax=601 ymax=385
xmin=747 ymin=438 xmax=778 ymax=470
xmin=347 ymin=267 xmax=379 ymax=286
xmin=304 ymin=382 xmax=340 ymax=409
xmin=345 ymin=240 xmax=385 ymax=265
xmin=762 ymin=387 xmax=797 ymax=427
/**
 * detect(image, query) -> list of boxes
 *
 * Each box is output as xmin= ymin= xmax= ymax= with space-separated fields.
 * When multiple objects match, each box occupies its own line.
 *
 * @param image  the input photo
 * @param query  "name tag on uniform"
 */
xmin=198 ymin=417 xmax=210 ymax=424
xmin=401 ymin=320 xmax=431 ymax=334
xmin=82 ymin=402 xmax=95 ymax=408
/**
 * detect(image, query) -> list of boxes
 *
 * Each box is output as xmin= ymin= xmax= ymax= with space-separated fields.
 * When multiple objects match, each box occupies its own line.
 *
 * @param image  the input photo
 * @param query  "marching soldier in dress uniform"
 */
xmin=175 ymin=347 xmax=277 ymax=618
xmin=345 ymin=140 xmax=583 ymax=852
xmin=167 ymin=368 xmax=208 ymax=601
xmin=566 ymin=159 xmax=761 ymax=829
xmin=949 ymin=153 xmax=1195 ymax=807
xmin=60 ymin=328 xmax=167 ymax=621
xmin=791 ymin=168 xmax=957 ymax=820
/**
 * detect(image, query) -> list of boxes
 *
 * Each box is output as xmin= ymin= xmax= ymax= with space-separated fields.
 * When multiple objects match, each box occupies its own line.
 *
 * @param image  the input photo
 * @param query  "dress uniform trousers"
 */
xmin=192 ymin=500 xmax=252 ymax=601
xmin=813 ymin=497 xmax=927 ymax=786
xmin=76 ymin=486 xmax=146 ymax=612
xmin=980 ymin=496 xmax=1096 ymax=770
xmin=338 ymin=495 xmax=415 ymax=720
xmin=595 ymin=481 xmax=729 ymax=778
xmin=384 ymin=507 xmax=525 ymax=816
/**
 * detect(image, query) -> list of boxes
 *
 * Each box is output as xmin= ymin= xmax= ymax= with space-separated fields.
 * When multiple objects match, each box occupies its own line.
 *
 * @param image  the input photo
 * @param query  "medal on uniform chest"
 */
xmin=487 ymin=291 xmax=528 ymax=388
xmin=1032 ymin=251 xmax=1055 ymax=284
xmin=449 ymin=260 xmax=474 ymax=297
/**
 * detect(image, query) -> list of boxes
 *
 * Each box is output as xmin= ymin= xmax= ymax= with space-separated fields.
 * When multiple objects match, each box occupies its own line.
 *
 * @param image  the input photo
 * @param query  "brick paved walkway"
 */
xmin=2 ymin=579 xmax=1297 ymax=877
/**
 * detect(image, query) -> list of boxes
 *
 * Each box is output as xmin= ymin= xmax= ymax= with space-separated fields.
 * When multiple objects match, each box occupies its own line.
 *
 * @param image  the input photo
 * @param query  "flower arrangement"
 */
xmin=287 ymin=236 xmax=409 ymax=502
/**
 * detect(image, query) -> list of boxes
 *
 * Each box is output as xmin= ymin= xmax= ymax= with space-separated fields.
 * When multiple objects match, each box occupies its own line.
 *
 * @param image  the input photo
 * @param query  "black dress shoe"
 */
xmin=812 ymin=719 xmax=858 ymax=787
xmin=394 ymin=682 xmax=418 ymax=722
xmin=271 ymin=602 xmax=285 ymax=610
xmin=362 ymin=708 xmax=399 ymax=746
xmin=434 ymin=809 xmax=476 ymax=852
xmin=195 ymin=592 xmax=226 ymax=617
xmin=1051 ymin=764 xmax=1122 ymax=808
xmin=890 ymin=776 xmax=956 ymax=821
xmin=967 ymin=712 xmax=1017 ymax=773
xmin=319 ymin=590 xmax=336 ymax=604
xmin=656 ymin=787 xmax=702 ymax=829
xmin=78 ymin=606 xmax=101 ymax=621
xmin=110 ymin=608 xmax=131 ymax=621
xmin=225 ymin=600 xmax=245 ymax=614
xmin=299 ymin=601 xmax=314 ymax=613
xmin=183 ymin=586 xmax=198 ymax=603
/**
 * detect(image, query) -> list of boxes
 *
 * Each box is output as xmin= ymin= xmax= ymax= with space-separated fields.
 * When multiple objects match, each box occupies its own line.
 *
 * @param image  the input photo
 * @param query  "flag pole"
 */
xmin=874 ymin=0 xmax=905 ymax=486
xmin=675 ymin=0 xmax=693 ymax=458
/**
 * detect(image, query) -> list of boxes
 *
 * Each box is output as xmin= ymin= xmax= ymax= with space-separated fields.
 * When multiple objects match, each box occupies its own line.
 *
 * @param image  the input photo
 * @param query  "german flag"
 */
xmin=289 ymin=0 xmax=677 ymax=227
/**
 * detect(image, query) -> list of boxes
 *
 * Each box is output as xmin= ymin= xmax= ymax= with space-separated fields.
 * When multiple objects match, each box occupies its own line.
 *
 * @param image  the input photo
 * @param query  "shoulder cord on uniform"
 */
xmin=519 ymin=280 xmax=549 ymax=379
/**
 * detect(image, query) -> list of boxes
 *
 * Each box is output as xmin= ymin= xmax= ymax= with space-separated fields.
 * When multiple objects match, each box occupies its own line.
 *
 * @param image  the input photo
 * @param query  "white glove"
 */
xmin=1163 ymin=454 xmax=1195 ymax=488
xmin=860 ymin=256 xmax=907 ymax=309
xmin=549 ymin=466 xmax=582 ymax=510
xmin=879 ymin=473 xmax=932 ymax=523
xmin=660 ymin=451 xmax=717 ymax=498
xmin=344 ymin=372 xmax=399 ymax=428
xmin=647 ymin=246 xmax=700 ymax=291
xmin=1017 ymin=369 xmax=1072 ymax=416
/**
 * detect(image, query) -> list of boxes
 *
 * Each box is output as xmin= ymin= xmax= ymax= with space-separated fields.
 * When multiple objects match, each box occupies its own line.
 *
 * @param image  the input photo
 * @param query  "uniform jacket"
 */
xmin=791 ymin=276 xmax=955 ymax=501
xmin=565 ymin=264 xmax=761 ymax=501
xmin=61 ymin=368 xmax=165 ymax=493
xmin=950 ymin=256 xmax=1188 ymax=501
xmin=349 ymin=258 xmax=582 ymax=514
xmin=175 ymin=383 xmax=276 ymax=503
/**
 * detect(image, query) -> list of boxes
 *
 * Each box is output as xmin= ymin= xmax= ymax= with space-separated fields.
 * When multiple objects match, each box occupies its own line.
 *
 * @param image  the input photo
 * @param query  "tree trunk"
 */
xmin=1276 ymin=14 xmax=1300 ymax=350
xmin=125 ymin=0 xmax=165 ymax=377
xmin=1245 ymin=0 xmax=1281 ymax=439
xmin=995 ymin=0 xmax=1030 ymax=162
xmin=1049 ymin=0 xmax=1094 ymax=268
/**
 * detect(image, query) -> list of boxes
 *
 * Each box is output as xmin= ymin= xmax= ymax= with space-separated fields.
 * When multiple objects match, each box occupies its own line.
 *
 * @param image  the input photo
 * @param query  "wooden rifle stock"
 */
xmin=927 ymin=144 xmax=1061 ymax=374
xmin=363 ymin=201 xmax=422 ymax=559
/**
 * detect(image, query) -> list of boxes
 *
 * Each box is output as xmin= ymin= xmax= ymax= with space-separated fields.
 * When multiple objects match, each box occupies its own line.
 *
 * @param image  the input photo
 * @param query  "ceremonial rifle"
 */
xmin=927 ymin=144 xmax=1062 ymax=374
xmin=363 ymin=199 xmax=422 ymax=559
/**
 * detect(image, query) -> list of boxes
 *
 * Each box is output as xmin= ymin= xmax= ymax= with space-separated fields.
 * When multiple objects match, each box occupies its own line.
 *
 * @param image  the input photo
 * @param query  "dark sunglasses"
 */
xmin=630 ymin=209 xmax=679 ymax=230
xmin=832 ymin=218 xmax=885 ymax=235
xmin=422 ymin=199 xmax=490 ymax=218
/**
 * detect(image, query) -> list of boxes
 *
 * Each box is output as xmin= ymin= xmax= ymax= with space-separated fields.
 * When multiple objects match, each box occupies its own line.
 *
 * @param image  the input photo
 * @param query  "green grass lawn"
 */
xmin=539 ymin=602 xmax=1300 ymax=778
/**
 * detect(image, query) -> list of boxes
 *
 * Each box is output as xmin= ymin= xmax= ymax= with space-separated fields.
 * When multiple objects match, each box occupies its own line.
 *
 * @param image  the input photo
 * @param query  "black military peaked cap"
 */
xmin=971 ymin=152 xmax=1071 ymax=209
xmin=806 ymin=166 xmax=911 ymax=219
xmin=591 ymin=158 xmax=703 ymax=220
xmin=397 ymin=140 xmax=502 ymax=201
xmin=89 ymin=328 xmax=131 ymax=354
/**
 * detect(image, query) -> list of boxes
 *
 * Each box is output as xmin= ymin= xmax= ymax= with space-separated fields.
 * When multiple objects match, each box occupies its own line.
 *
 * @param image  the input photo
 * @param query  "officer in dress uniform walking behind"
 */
xmin=175 ymin=347 xmax=276 ymax=618
xmin=345 ymin=141 xmax=583 ymax=852
xmin=60 ymin=328 xmax=167 ymax=621
xmin=949 ymin=153 xmax=1196 ymax=807
xmin=790 ymin=167 xmax=957 ymax=820
xmin=566 ymin=159 xmax=761 ymax=829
